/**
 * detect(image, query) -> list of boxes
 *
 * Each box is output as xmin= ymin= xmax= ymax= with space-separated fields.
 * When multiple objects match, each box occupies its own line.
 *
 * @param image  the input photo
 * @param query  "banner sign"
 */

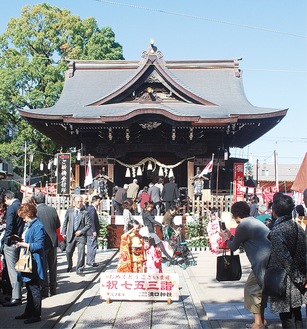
xmin=56 ymin=153 xmax=71 ymax=195
xmin=233 ymin=163 xmax=245 ymax=202
xmin=100 ymin=272 xmax=179 ymax=302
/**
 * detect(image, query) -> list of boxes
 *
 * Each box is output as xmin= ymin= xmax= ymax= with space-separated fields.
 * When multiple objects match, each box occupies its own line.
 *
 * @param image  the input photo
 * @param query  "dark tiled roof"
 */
xmin=19 ymin=46 xmax=287 ymax=149
xmin=20 ymin=56 xmax=286 ymax=120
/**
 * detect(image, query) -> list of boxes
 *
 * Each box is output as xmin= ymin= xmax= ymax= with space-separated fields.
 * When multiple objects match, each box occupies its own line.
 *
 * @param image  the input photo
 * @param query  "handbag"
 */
xmin=59 ymin=238 xmax=67 ymax=252
xmin=262 ymin=266 xmax=287 ymax=298
xmin=15 ymin=247 xmax=32 ymax=273
xmin=216 ymin=250 xmax=242 ymax=281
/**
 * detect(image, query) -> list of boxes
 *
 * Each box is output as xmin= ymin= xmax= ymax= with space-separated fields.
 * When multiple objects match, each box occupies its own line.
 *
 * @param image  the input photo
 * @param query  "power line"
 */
xmin=257 ymin=138 xmax=307 ymax=143
xmin=94 ymin=0 xmax=307 ymax=39
xmin=2 ymin=52 xmax=307 ymax=74
xmin=242 ymin=68 xmax=307 ymax=74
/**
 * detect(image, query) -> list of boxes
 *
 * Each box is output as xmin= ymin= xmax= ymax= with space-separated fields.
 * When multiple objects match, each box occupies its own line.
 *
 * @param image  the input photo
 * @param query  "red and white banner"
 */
xmin=100 ymin=272 xmax=179 ymax=302
xmin=49 ymin=185 xmax=56 ymax=195
xmin=84 ymin=158 xmax=93 ymax=187
xmin=207 ymin=215 xmax=223 ymax=253
xmin=233 ymin=163 xmax=245 ymax=202
xmin=198 ymin=158 xmax=214 ymax=177
xmin=20 ymin=184 xmax=26 ymax=193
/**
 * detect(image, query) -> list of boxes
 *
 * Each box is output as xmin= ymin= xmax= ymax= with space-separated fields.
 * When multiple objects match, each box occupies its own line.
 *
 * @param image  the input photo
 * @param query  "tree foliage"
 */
xmin=0 ymin=3 xmax=123 ymax=177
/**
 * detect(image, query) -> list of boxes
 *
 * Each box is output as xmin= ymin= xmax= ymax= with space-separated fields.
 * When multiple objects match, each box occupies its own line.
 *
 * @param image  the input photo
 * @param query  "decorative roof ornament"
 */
xmin=141 ymin=38 xmax=164 ymax=62
xmin=139 ymin=122 xmax=161 ymax=130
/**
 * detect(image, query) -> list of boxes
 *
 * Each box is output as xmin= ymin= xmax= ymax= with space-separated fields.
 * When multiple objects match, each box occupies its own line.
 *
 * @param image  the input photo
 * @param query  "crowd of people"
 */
xmin=112 ymin=176 xmax=180 ymax=216
xmin=113 ymin=177 xmax=183 ymax=273
xmin=0 ymin=181 xmax=306 ymax=329
xmin=0 ymin=177 xmax=182 ymax=324
xmin=0 ymin=191 xmax=101 ymax=324
xmin=218 ymin=190 xmax=307 ymax=329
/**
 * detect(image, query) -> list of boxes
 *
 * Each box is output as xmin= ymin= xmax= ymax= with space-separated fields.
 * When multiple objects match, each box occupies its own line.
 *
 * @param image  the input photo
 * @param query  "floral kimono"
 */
xmin=117 ymin=230 xmax=146 ymax=273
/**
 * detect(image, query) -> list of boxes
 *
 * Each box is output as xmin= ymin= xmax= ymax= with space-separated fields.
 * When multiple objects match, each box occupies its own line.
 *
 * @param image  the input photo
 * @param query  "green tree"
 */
xmin=0 ymin=3 xmax=123 ymax=178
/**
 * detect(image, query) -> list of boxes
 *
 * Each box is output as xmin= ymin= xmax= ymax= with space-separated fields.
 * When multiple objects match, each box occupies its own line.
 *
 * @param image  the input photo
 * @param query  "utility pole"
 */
xmin=23 ymin=141 xmax=27 ymax=185
xmin=256 ymin=159 xmax=259 ymax=187
xmin=274 ymin=149 xmax=279 ymax=191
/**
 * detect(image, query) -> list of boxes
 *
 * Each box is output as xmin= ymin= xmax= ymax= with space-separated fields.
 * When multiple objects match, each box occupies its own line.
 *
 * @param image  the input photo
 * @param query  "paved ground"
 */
xmin=0 ymin=249 xmax=118 ymax=328
xmin=0 ymin=248 xmax=305 ymax=328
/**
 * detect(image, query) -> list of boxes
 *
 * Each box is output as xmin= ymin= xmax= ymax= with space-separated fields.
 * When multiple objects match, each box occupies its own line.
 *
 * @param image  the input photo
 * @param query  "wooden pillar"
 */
xmin=196 ymin=196 xmax=200 ymax=215
xmin=108 ymin=163 xmax=114 ymax=183
xmin=75 ymin=164 xmax=80 ymax=187
xmin=187 ymin=160 xmax=194 ymax=200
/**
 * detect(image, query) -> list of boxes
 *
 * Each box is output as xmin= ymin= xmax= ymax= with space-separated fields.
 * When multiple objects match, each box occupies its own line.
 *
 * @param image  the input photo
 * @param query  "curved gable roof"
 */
xmin=20 ymin=44 xmax=286 ymax=121
xmin=86 ymin=48 xmax=216 ymax=107
xmin=19 ymin=43 xmax=287 ymax=148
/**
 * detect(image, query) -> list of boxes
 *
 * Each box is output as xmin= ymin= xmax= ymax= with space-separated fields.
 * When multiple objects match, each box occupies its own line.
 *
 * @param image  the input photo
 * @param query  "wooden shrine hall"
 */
xmin=20 ymin=41 xmax=287 ymax=200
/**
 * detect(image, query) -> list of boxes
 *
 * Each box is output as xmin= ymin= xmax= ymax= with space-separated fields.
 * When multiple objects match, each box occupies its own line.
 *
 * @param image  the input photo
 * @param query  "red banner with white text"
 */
xmin=233 ymin=163 xmax=245 ymax=202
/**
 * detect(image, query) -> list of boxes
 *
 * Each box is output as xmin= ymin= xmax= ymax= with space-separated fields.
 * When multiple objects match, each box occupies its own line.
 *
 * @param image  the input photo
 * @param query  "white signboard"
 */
xmin=100 ymin=272 xmax=179 ymax=302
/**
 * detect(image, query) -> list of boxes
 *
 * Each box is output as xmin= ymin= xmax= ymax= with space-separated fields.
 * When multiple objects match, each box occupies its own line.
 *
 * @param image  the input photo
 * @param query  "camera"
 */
xmin=220 ymin=222 xmax=226 ymax=231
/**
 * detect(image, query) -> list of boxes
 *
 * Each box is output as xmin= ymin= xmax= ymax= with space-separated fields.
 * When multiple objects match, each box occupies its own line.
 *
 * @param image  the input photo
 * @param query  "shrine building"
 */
xmin=20 ymin=42 xmax=287 ymax=200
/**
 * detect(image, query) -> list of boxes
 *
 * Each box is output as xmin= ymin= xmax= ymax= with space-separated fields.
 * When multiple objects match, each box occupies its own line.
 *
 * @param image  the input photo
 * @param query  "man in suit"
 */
xmin=161 ymin=177 xmax=180 ymax=212
xmin=86 ymin=195 xmax=101 ymax=267
xmin=148 ymin=182 xmax=161 ymax=216
xmin=113 ymin=184 xmax=128 ymax=215
xmin=34 ymin=192 xmax=61 ymax=296
xmin=126 ymin=179 xmax=139 ymax=214
xmin=61 ymin=195 xmax=91 ymax=276
xmin=2 ymin=190 xmax=24 ymax=306
xmin=127 ymin=179 xmax=139 ymax=201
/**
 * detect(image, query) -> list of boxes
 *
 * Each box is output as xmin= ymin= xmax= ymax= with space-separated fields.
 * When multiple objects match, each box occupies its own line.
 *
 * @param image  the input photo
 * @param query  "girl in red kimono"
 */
xmin=144 ymin=242 xmax=162 ymax=274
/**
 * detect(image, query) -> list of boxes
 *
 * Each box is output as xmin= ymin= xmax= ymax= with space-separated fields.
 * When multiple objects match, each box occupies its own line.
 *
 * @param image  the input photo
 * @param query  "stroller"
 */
xmin=164 ymin=225 xmax=196 ymax=269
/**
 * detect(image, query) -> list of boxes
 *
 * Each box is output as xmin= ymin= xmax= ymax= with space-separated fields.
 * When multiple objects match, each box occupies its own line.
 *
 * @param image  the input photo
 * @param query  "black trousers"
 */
xmin=164 ymin=201 xmax=176 ymax=212
xmin=41 ymin=246 xmax=58 ymax=292
xmin=25 ymin=277 xmax=41 ymax=318
xmin=279 ymin=307 xmax=303 ymax=329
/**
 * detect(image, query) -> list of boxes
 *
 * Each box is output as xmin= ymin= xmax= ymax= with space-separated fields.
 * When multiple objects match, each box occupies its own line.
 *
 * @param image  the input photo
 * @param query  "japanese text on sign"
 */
xmin=100 ymin=272 xmax=179 ymax=301
xmin=56 ymin=153 xmax=71 ymax=195
xmin=233 ymin=163 xmax=244 ymax=202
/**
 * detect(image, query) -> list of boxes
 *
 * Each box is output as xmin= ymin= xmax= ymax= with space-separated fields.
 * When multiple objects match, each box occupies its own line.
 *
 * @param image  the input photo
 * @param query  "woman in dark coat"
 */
xmin=268 ymin=194 xmax=307 ymax=329
xmin=15 ymin=203 xmax=46 ymax=324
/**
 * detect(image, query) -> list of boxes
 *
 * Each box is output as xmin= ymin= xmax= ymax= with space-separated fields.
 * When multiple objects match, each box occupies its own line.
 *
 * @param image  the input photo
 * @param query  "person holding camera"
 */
xmin=219 ymin=201 xmax=271 ymax=329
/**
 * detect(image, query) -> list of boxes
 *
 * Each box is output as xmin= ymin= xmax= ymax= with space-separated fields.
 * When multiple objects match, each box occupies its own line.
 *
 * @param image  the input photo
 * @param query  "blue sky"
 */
xmin=1 ymin=0 xmax=307 ymax=165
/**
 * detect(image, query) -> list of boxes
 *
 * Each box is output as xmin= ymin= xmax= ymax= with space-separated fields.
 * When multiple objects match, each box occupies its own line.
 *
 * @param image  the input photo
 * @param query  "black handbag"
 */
xmin=216 ymin=250 xmax=242 ymax=281
xmin=262 ymin=266 xmax=287 ymax=298
xmin=59 ymin=238 xmax=67 ymax=252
